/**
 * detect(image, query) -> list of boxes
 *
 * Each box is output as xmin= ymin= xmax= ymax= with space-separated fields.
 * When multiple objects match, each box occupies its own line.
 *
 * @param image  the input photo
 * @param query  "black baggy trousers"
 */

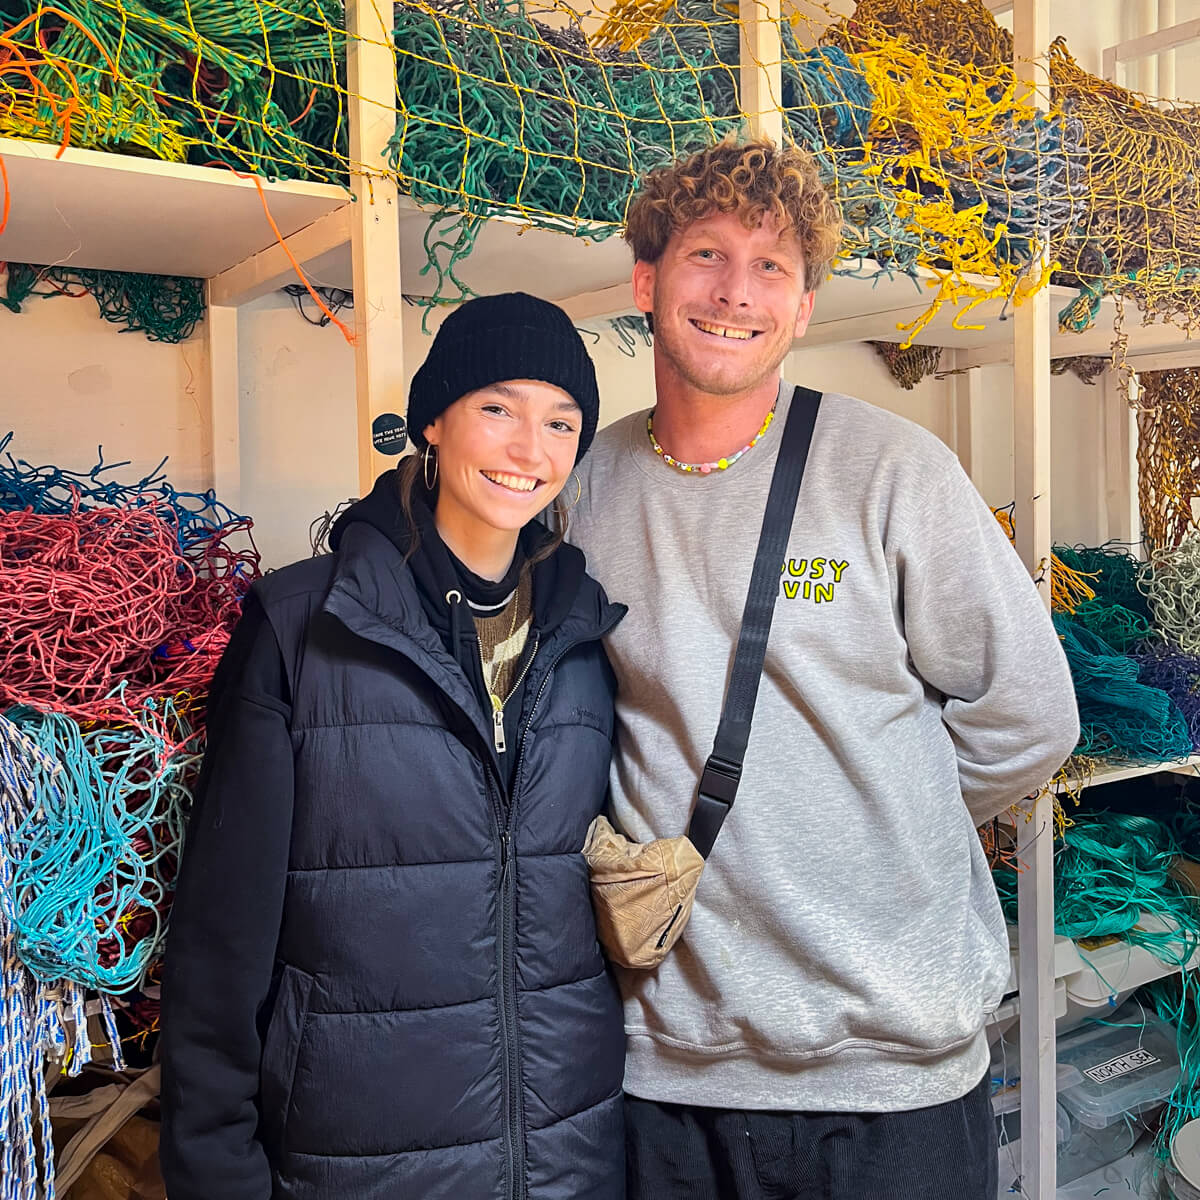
xmin=625 ymin=1071 xmax=996 ymax=1200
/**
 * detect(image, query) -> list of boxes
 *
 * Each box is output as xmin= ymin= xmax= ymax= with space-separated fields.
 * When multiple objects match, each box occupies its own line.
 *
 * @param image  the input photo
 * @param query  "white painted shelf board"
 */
xmin=1066 ymin=913 xmax=1200 ymax=1007
xmin=1053 ymin=754 xmax=1200 ymax=794
xmin=299 ymin=199 xmax=633 ymax=304
xmin=801 ymin=273 xmax=1200 ymax=358
xmin=218 ymin=181 xmax=1200 ymax=358
xmin=0 ymin=136 xmax=349 ymax=279
xmin=272 ymin=197 xmax=1192 ymax=353
xmin=14 ymin=129 xmax=1188 ymax=366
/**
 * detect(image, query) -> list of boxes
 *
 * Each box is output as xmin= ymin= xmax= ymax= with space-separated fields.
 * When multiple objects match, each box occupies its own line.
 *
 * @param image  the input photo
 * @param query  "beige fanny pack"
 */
xmin=582 ymin=387 xmax=822 ymax=970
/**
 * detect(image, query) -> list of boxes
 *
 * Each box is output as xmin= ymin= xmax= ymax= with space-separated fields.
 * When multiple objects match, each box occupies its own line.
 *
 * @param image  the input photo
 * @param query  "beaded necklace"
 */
xmin=646 ymin=398 xmax=778 ymax=474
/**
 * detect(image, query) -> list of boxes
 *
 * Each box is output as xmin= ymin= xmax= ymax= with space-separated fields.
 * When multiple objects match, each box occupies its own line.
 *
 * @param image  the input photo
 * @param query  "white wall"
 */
xmin=235 ymin=293 xmax=356 ymax=566
xmin=967 ymin=363 xmax=1109 ymax=547
xmin=1 ymin=285 xmax=210 ymax=495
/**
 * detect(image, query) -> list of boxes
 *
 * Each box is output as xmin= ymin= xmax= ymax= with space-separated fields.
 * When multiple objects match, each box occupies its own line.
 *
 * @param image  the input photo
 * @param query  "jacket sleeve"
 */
xmin=159 ymin=592 xmax=294 ymax=1200
xmin=895 ymin=454 xmax=1080 ymax=828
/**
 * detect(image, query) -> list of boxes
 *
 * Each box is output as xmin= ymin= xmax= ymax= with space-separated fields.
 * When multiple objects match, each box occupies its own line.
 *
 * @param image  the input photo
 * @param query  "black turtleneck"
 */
xmin=444 ymin=544 xmax=524 ymax=617
xmin=319 ymin=470 xmax=588 ymax=786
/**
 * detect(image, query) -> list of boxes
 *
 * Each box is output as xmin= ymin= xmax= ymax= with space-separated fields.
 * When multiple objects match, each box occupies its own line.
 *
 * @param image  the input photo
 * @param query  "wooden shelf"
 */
xmin=295 ymin=199 xmax=632 ymax=307
xmin=0 ymin=136 xmax=349 ymax=279
xmin=1065 ymin=914 xmax=1199 ymax=1009
xmin=800 ymin=271 xmax=1200 ymax=359
xmin=1003 ymin=930 xmax=1084 ymax=994
xmin=551 ymin=251 xmax=1200 ymax=362
xmin=8 ymin=133 xmax=1194 ymax=372
xmin=1053 ymin=754 xmax=1200 ymax=794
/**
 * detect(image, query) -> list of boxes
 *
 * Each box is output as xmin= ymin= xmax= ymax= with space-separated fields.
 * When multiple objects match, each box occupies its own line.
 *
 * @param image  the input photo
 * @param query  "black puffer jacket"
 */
xmin=161 ymin=485 xmax=627 ymax=1200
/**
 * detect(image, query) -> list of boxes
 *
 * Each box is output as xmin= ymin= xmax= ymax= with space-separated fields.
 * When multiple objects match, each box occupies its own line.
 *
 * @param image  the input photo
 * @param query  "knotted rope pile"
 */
xmin=0 ymin=439 xmax=258 ymax=1199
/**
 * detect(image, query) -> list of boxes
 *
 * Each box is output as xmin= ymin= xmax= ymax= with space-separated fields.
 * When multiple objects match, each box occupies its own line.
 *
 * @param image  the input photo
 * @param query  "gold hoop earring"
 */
xmin=565 ymin=471 xmax=582 ymax=510
xmin=423 ymin=444 xmax=438 ymax=490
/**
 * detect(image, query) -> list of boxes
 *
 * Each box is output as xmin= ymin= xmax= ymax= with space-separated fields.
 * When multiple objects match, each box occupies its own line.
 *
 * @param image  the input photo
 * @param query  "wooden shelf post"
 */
xmin=346 ymin=0 xmax=406 ymax=498
xmin=1011 ymin=2 xmax=1056 ymax=1197
xmin=205 ymin=295 xmax=241 ymax=513
xmin=739 ymin=0 xmax=783 ymax=145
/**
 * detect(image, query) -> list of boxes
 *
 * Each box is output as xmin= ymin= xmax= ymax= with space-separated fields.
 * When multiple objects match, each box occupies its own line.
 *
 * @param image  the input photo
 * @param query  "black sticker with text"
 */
xmin=372 ymin=414 xmax=408 ymax=455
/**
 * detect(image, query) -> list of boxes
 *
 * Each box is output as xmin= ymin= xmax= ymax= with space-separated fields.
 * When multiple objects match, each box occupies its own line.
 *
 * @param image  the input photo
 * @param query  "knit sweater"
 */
xmin=476 ymin=569 xmax=533 ymax=707
xmin=569 ymin=380 xmax=1080 ymax=1113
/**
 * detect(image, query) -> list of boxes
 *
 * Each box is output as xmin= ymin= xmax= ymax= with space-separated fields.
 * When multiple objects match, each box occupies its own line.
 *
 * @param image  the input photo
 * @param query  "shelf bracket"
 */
xmin=207 ymin=205 xmax=352 ymax=308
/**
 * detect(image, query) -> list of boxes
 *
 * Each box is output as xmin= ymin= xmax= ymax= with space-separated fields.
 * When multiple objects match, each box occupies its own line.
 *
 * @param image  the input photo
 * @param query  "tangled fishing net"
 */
xmin=822 ymin=5 xmax=1084 ymax=264
xmin=1140 ymin=531 xmax=1200 ymax=657
xmin=1134 ymin=645 xmax=1200 ymax=749
xmin=991 ymin=519 xmax=1200 ymax=766
xmin=2 ymin=0 xmax=1199 ymax=355
xmin=1050 ymin=39 xmax=1200 ymax=340
xmin=2 ymin=0 xmax=1189 ymax=355
xmin=822 ymin=0 xmax=1012 ymax=73
xmin=0 ymin=262 xmax=205 ymax=342
xmin=3 ymin=703 xmax=199 ymax=994
xmin=994 ymin=810 xmax=1200 ymax=1164
xmin=819 ymin=2 xmax=1200 ymax=353
xmin=995 ymin=811 xmax=1197 ymax=946
xmin=1055 ymin=544 xmax=1150 ymax=618
xmin=0 ymin=0 xmax=350 ymax=182
xmin=0 ymin=438 xmax=259 ymax=722
xmin=384 ymin=0 xmax=1077 ymax=330
xmin=1137 ymin=369 xmax=1200 ymax=554
xmin=0 ymin=431 xmax=255 ymax=565
xmin=1054 ymin=612 xmax=1192 ymax=763
xmin=1051 ymin=355 xmax=1108 ymax=385
xmin=0 ymin=703 xmax=201 ymax=1197
xmin=1049 ymin=543 xmax=1194 ymax=764
xmin=0 ymin=504 xmax=192 ymax=717
xmin=0 ymin=437 xmax=257 ymax=1197
xmin=388 ymin=0 xmax=736 ymax=303
xmin=870 ymin=341 xmax=941 ymax=389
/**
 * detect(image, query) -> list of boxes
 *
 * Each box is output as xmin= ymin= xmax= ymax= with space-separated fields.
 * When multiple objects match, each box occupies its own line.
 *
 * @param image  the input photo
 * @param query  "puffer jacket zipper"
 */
xmin=488 ymin=767 xmax=524 ymax=1200
xmin=494 ymin=607 xmax=624 ymax=1200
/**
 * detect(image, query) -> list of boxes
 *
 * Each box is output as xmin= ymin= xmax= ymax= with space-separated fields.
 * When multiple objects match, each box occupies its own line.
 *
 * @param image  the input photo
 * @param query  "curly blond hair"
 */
xmin=624 ymin=136 xmax=843 ymax=292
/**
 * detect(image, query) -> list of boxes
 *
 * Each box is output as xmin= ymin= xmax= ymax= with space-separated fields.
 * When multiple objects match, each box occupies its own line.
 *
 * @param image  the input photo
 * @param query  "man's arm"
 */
xmin=896 ymin=456 xmax=1080 ymax=827
xmin=159 ymin=593 xmax=294 ymax=1200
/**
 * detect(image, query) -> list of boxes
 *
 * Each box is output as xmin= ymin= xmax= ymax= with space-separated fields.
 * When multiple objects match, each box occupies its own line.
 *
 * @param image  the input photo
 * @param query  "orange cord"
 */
xmin=238 ymin=167 xmax=356 ymax=344
xmin=0 ymin=155 xmax=9 ymax=236
xmin=1 ymin=6 xmax=135 ymax=156
xmin=289 ymin=86 xmax=318 ymax=127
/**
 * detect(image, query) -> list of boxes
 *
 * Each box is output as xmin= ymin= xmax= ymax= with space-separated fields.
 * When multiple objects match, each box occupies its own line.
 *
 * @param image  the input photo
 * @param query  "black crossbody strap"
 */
xmin=686 ymin=386 xmax=822 ymax=859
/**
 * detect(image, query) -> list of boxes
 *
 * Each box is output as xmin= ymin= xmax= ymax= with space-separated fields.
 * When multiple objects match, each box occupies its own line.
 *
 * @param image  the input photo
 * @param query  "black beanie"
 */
xmin=408 ymin=292 xmax=600 ymax=464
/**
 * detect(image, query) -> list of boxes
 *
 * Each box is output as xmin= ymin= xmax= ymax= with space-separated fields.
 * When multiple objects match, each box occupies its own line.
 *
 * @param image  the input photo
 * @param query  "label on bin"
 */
xmin=1083 ymin=1048 xmax=1160 ymax=1085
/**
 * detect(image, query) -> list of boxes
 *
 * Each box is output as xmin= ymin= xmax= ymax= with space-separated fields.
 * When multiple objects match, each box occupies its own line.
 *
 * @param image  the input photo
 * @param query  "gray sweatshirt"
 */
xmin=569 ymin=381 xmax=1079 ymax=1112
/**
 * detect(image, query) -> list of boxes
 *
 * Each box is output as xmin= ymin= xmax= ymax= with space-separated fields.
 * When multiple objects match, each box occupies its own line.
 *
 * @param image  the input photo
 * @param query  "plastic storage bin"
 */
xmin=1056 ymin=1104 xmax=1159 ymax=1186
xmin=993 ymin=1097 xmax=1070 ymax=1197
xmin=989 ymin=1037 xmax=1074 ymax=1197
xmin=1053 ymin=1002 xmax=1181 ymax=1185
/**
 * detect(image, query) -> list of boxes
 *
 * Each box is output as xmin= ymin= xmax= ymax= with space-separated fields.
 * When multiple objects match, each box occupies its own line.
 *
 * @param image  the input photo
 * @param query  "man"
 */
xmin=569 ymin=136 xmax=1079 ymax=1199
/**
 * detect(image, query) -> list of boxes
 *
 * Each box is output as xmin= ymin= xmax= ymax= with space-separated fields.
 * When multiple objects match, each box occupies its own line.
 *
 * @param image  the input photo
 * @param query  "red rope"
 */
xmin=0 ymin=500 xmax=258 ymax=721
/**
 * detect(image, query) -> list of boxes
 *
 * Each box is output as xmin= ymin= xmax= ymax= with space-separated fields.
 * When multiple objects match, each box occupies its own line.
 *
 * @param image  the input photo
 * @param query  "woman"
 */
xmin=160 ymin=293 xmax=627 ymax=1200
